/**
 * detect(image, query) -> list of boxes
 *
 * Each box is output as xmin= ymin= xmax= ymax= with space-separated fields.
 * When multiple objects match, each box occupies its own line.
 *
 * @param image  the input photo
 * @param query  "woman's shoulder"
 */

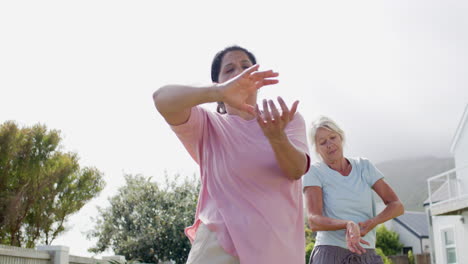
xmin=310 ymin=160 xmax=325 ymax=169
xmin=348 ymin=157 xmax=373 ymax=167
xmin=349 ymin=157 xmax=381 ymax=179
xmin=303 ymin=161 xmax=328 ymax=187
xmin=183 ymin=106 xmax=235 ymax=134
xmin=307 ymin=161 xmax=329 ymax=176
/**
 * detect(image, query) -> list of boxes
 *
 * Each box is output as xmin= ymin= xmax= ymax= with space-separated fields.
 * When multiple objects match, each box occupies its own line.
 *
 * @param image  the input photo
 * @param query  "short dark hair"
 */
xmin=211 ymin=46 xmax=257 ymax=114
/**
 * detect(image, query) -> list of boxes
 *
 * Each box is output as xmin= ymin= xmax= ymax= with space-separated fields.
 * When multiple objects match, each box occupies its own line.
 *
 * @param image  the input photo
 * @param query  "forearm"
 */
xmin=268 ymin=133 xmax=308 ymax=180
xmin=308 ymin=215 xmax=352 ymax=232
xmin=153 ymin=84 xmax=220 ymax=115
xmin=373 ymin=200 xmax=404 ymax=225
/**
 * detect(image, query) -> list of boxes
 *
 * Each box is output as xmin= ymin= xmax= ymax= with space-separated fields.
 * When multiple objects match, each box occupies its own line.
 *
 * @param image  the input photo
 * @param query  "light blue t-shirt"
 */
xmin=302 ymin=157 xmax=384 ymax=249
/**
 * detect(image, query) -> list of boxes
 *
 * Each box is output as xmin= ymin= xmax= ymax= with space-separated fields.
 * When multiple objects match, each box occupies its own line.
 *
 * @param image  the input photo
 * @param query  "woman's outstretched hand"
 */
xmin=217 ymin=64 xmax=278 ymax=115
xmin=256 ymin=97 xmax=299 ymax=142
xmin=346 ymin=221 xmax=370 ymax=255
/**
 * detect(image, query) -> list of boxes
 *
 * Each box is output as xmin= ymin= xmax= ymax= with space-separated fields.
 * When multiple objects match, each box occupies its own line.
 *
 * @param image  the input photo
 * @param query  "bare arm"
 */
xmin=304 ymin=186 xmax=352 ymax=231
xmin=268 ymin=135 xmax=308 ymax=180
xmin=304 ymin=186 xmax=369 ymax=254
xmin=359 ymin=179 xmax=405 ymax=236
xmin=153 ymin=64 xmax=279 ymax=125
xmin=256 ymin=97 xmax=308 ymax=180
xmin=153 ymin=85 xmax=219 ymax=125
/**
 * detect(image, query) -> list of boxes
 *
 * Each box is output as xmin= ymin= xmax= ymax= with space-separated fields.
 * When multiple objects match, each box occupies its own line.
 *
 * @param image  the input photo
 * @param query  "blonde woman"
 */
xmin=303 ymin=116 xmax=404 ymax=264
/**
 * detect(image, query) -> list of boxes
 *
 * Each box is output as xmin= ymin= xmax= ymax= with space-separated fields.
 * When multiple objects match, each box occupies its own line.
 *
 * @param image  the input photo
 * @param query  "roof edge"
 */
xmin=450 ymin=104 xmax=468 ymax=154
xmin=393 ymin=217 xmax=427 ymax=239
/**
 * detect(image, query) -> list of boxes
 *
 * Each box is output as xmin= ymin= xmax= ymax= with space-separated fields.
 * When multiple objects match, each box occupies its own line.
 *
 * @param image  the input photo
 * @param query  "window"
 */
xmin=442 ymin=228 xmax=457 ymax=264
xmin=403 ymin=247 xmax=413 ymax=255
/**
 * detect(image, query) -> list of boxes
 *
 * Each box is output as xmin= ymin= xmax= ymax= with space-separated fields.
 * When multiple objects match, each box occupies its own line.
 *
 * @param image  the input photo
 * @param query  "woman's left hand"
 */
xmin=346 ymin=221 xmax=370 ymax=255
xmin=256 ymin=97 xmax=299 ymax=141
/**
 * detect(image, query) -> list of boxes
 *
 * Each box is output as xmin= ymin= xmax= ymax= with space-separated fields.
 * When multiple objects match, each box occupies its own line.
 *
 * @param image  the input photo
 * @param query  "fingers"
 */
xmin=277 ymin=97 xmax=290 ymax=122
xmin=250 ymin=69 xmax=279 ymax=89
xmin=348 ymin=244 xmax=361 ymax=254
xmin=242 ymin=64 xmax=260 ymax=76
xmin=263 ymin=99 xmax=282 ymax=123
xmin=256 ymin=100 xmax=282 ymax=131
xmin=277 ymin=96 xmax=289 ymax=114
xmin=347 ymin=240 xmax=356 ymax=253
xmin=256 ymin=79 xmax=279 ymax=90
xmin=355 ymin=244 xmax=367 ymax=255
xmin=251 ymin=69 xmax=279 ymax=80
xmin=360 ymin=238 xmax=370 ymax=246
xmin=277 ymin=97 xmax=299 ymax=121
xmin=347 ymin=240 xmax=367 ymax=255
xmin=346 ymin=221 xmax=367 ymax=255
xmin=289 ymin=100 xmax=299 ymax=119
xmin=256 ymin=98 xmax=299 ymax=131
xmin=262 ymin=99 xmax=272 ymax=123
xmin=237 ymin=65 xmax=279 ymax=91
xmin=256 ymin=104 xmax=266 ymax=128
xmin=346 ymin=237 xmax=362 ymax=254
xmin=268 ymin=100 xmax=280 ymax=121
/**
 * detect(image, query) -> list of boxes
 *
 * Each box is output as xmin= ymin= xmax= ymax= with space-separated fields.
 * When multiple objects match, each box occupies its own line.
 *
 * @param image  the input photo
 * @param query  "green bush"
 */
xmin=375 ymin=247 xmax=393 ymax=264
xmin=376 ymin=225 xmax=403 ymax=256
xmin=305 ymin=242 xmax=315 ymax=263
xmin=305 ymin=226 xmax=315 ymax=245
xmin=408 ymin=250 xmax=415 ymax=264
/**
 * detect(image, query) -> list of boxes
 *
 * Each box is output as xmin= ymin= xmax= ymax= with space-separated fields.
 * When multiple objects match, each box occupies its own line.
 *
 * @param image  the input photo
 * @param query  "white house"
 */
xmin=391 ymin=212 xmax=431 ymax=255
xmin=377 ymin=202 xmax=431 ymax=255
xmin=425 ymin=104 xmax=468 ymax=264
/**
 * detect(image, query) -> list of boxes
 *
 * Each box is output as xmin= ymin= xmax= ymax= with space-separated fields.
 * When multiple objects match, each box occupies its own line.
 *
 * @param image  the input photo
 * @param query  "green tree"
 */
xmin=0 ymin=121 xmax=105 ymax=247
xmin=89 ymin=174 xmax=200 ymax=264
xmin=376 ymin=224 xmax=403 ymax=256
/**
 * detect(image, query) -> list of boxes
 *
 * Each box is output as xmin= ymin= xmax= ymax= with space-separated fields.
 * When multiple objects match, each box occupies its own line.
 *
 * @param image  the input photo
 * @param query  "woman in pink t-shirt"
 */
xmin=153 ymin=46 xmax=310 ymax=264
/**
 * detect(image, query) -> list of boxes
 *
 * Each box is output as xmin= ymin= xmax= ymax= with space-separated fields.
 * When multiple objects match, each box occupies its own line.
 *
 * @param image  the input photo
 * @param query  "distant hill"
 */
xmin=375 ymin=156 xmax=454 ymax=212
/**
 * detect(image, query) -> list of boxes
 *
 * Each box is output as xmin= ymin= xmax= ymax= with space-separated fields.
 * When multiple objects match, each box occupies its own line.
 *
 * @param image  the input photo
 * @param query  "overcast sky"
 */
xmin=1 ymin=0 xmax=467 ymax=258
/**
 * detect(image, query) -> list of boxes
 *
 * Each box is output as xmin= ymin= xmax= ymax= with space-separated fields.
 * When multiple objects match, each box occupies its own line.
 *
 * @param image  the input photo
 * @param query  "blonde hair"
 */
xmin=309 ymin=116 xmax=346 ymax=152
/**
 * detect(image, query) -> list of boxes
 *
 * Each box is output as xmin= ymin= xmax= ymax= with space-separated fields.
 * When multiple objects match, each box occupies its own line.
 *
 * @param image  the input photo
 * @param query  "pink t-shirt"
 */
xmin=171 ymin=106 xmax=310 ymax=264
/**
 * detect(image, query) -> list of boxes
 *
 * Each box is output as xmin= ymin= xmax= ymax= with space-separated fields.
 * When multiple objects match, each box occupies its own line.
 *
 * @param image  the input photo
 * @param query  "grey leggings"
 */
xmin=309 ymin=245 xmax=384 ymax=264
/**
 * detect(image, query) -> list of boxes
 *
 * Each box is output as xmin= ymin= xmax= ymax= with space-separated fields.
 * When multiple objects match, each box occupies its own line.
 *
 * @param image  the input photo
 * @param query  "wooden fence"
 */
xmin=415 ymin=253 xmax=431 ymax=264
xmin=388 ymin=253 xmax=431 ymax=264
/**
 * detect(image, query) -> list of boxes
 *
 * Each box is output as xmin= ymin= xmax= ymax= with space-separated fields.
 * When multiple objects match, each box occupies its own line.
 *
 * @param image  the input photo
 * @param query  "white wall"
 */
xmin=431 ymin=214 xmax=467 ymax=264
xmin=453 ymin=114 xmax=468 ymax=195
xmin=421 ymin=238 xmax=431 ymax=254
xmin=462 ymin=211 xmax=468 ymax=264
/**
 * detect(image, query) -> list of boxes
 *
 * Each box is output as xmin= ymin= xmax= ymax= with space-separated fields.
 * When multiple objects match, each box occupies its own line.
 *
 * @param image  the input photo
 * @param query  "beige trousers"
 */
xmin=186 ymin=224 xmax=240 ymax=264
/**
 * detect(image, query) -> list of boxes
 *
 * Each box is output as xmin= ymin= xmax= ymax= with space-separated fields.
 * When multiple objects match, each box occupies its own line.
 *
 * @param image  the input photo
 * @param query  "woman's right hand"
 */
xmin=345 ymin=221 xmax=370 ymax=255
xmin=216 ymin=64 xmax=279 ymax=115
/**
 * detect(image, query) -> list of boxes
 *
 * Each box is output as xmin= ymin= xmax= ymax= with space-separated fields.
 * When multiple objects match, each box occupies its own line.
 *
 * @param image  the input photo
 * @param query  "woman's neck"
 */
xmin=326 ymin=157 xmax=351 ymax=176
xmin=226 ymin=95 xmax=257 ymax=120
